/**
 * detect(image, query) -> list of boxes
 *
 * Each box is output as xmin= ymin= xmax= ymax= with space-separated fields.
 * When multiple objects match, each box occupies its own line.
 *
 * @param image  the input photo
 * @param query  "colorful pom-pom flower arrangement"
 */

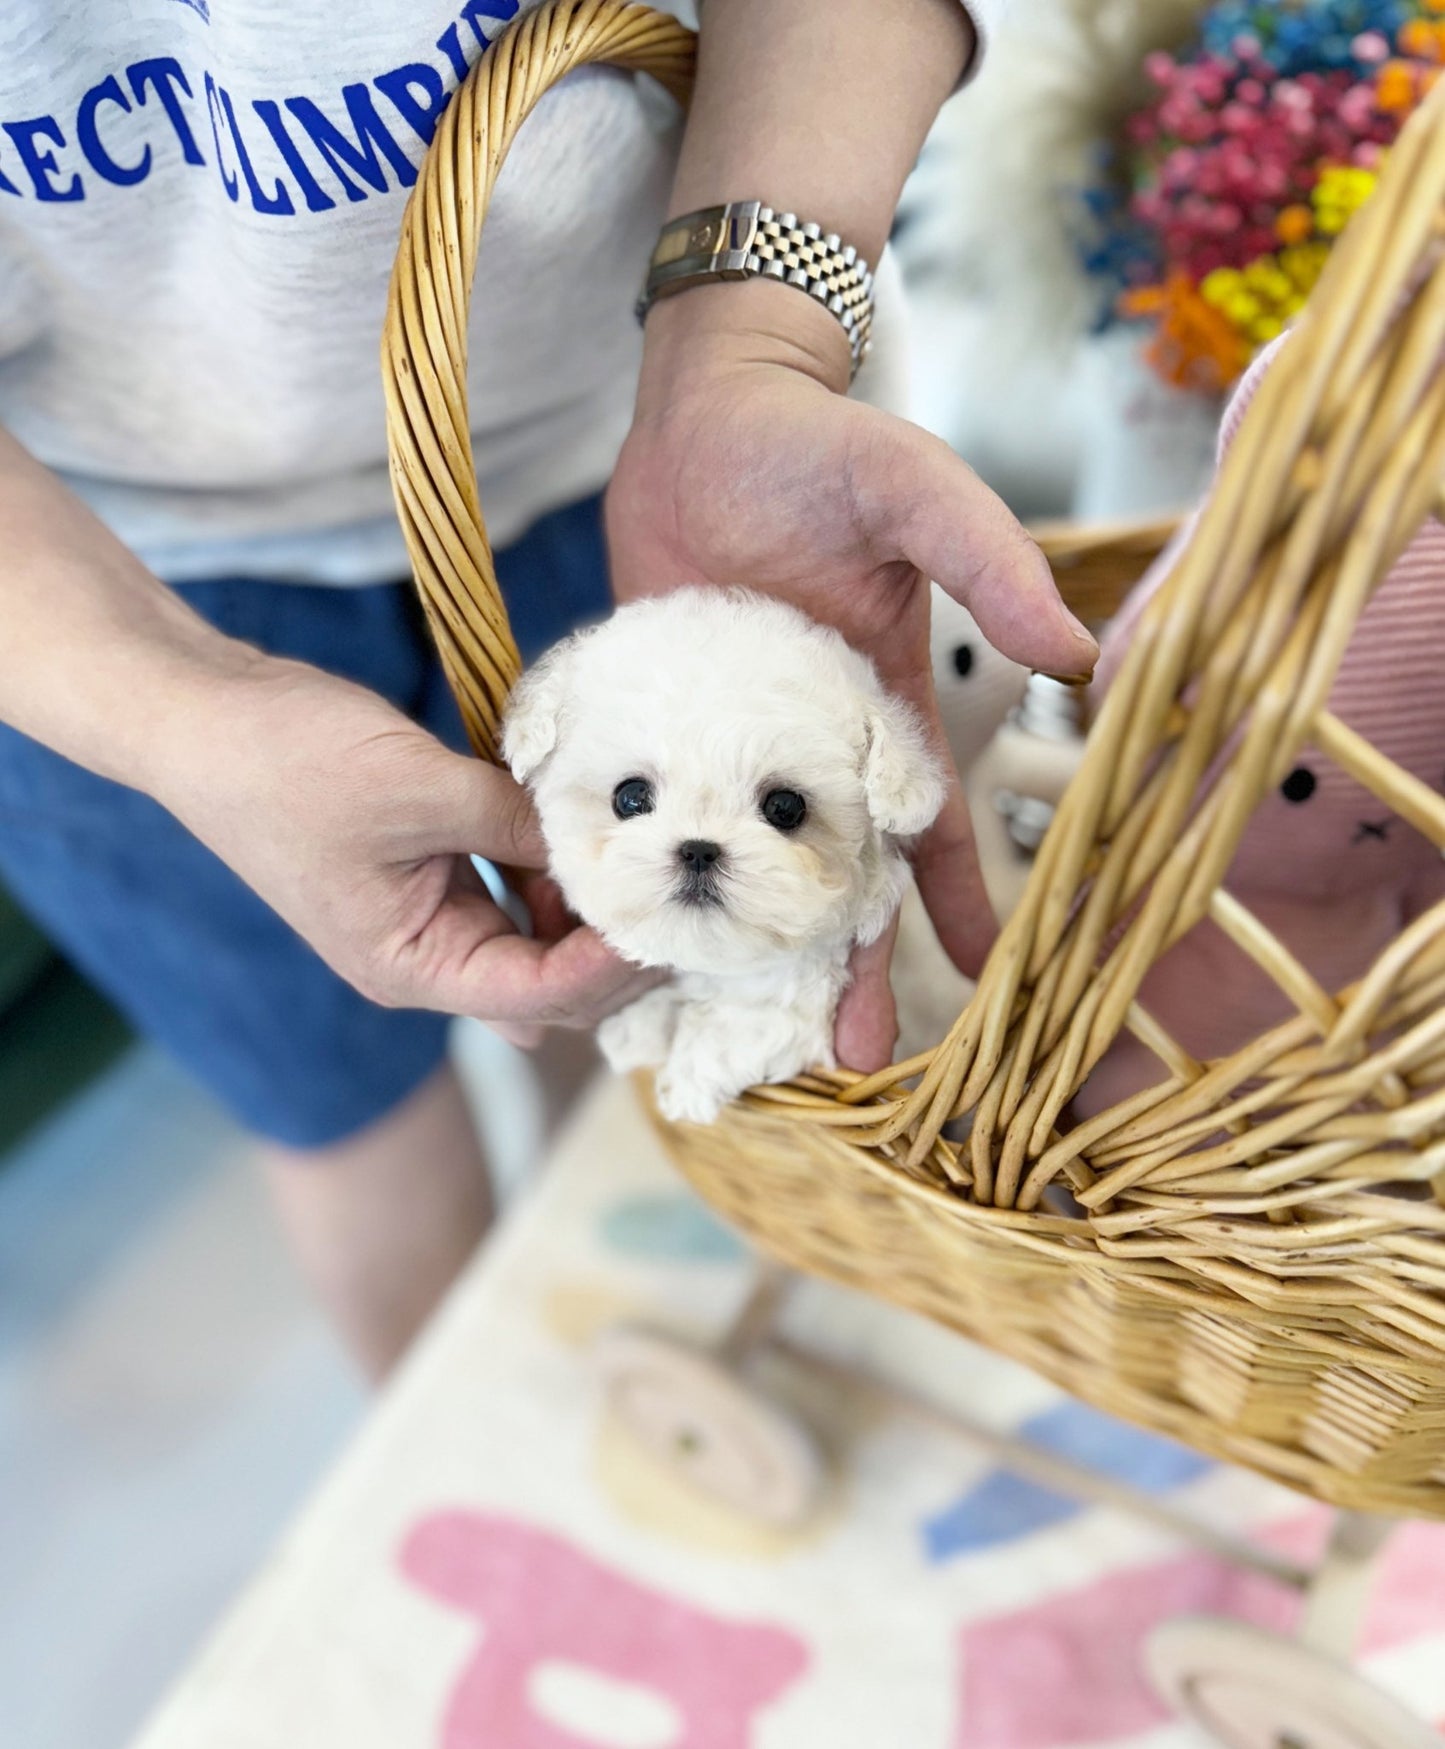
xmin=1090 ymin=1 xmax=1445 ymax=396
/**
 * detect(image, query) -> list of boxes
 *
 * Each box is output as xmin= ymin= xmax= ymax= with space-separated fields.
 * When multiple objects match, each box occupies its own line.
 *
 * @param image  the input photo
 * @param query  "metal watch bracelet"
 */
xmin=636 ymin=200 xmax=874 ymax=380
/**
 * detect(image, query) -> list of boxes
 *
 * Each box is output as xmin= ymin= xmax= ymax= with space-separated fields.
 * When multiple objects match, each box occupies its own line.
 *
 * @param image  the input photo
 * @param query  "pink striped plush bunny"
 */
xmin=1076 ymin=340 xmax=1445 ymax=1118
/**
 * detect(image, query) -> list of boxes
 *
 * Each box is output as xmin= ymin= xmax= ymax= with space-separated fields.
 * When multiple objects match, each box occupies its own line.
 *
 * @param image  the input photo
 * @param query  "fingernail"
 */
xmin=1032 ymin=668 xmax=1095 ymax=687
xmin=1065 ymin=609 xmax=1097 ymax=647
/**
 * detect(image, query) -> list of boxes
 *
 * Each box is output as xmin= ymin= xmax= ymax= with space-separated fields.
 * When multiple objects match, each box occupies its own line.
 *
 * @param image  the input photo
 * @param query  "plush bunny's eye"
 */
xmin=761 ymin=788 xmax=807 ymax=832
xmin=612 ymin=778 xmax=654 ymax=819
xmin=1280 ymin=767 xmax=1317 ymax=804
xmin=952 ymin=643 xmax=974 ymax=678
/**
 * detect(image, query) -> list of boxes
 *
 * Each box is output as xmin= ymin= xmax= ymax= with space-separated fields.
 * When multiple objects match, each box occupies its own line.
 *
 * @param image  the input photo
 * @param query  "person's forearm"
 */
xmin=646 ymin=0 xmax=974 ymax=388
xmin=0 ymin=426 xmax=265 ymax=795
xmin=0 ymin=433 xmax=649 ymax=1034
xmin=675 ymin=0 xmax=971 ymax=261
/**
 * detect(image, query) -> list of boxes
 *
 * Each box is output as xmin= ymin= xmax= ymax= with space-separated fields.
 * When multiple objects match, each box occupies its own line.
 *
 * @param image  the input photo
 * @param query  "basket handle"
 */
xmin=381 ymin=0 xmax=696 ymax=764
xmin=381 ymin=0 xmax=1174 ymax=763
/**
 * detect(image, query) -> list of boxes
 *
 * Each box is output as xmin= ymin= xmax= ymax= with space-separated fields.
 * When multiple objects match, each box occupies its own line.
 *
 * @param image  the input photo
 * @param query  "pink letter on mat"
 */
xmin=400 ymin=1510 xmax=808 ymax=1748
xmin=954 ymin=1514 xmax=1445 ymax=1749
xmin=954 ymin=1545 xmax=1298 ymax=1748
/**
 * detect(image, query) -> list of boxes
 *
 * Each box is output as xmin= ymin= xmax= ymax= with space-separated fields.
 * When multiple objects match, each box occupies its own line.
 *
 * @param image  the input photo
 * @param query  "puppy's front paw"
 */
xmin=597 ymin=987 xmax=680 ymax=1073
xmin=653 ymin=1061 xmax=733 ymax=1126
xmin=652 ymin=987 xmax=837 ymax=1124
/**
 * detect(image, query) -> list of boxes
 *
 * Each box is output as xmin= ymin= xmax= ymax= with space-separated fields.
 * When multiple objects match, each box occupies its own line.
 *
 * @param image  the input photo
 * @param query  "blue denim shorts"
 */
xmin=0 ymin=495 xmax=610 ymax=1147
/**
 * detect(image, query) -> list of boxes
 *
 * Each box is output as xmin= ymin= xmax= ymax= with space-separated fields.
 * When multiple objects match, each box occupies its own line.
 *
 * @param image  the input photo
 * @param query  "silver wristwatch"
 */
xmin=636 ymin=200 xmax=874 ymax=379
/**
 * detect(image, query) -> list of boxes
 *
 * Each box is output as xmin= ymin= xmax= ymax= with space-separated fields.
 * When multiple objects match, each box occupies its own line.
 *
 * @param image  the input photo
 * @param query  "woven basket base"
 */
xmin=642 ymin=1086 xmax=1445 ymax=1521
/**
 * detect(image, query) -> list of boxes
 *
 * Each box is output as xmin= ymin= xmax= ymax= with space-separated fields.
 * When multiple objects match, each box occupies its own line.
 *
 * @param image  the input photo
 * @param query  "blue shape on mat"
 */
xmin=922 ymin=1400 xmax=1212 ymax=1563
xmin=924 ymin=1471 xmax=1078 ymax=1561
xmin=599 ymin=1193 xmax=747 ymax=1264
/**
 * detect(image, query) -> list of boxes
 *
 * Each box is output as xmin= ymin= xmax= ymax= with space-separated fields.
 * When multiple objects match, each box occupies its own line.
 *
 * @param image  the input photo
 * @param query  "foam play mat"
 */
xmin=133 ymin=1074 xmax=1445 ymax=1748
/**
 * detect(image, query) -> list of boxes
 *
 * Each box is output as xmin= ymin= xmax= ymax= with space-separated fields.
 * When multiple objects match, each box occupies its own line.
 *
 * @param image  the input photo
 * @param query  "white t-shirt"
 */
xmin=0 ymin=0 xmax=996 ymax=585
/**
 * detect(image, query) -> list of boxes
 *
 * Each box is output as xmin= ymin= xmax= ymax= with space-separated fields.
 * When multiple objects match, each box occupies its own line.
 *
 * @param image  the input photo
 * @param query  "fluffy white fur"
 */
xmin=502 ymin=587 xmax=946 ymax=1123
xmin=898 ymin=0 xmax=1200 ymax=349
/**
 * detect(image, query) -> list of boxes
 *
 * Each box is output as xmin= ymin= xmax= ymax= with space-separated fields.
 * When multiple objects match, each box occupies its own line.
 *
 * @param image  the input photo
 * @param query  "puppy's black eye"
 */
xmin=952 ymin=643 xmax=974 ymax=678
xmin=1280 ymin=767 xmax=1317 ymax=804
xmin=761 ymin=788 xmax=807 ymax=832
xmin=612 ymin=777 xmax=654 ymax=819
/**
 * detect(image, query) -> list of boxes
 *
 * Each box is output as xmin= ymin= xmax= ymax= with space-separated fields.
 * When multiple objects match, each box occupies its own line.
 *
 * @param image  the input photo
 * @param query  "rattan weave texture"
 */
xmin=383 ymin=0 xmax=1445 ymax=1516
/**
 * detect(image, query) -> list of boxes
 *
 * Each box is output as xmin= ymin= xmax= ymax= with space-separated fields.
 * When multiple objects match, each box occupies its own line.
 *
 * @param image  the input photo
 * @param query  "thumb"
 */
xmin=871 ymin=416 xmax=1098 ymax=679
xmin=418 ymin=751 xmax=550 ymax=870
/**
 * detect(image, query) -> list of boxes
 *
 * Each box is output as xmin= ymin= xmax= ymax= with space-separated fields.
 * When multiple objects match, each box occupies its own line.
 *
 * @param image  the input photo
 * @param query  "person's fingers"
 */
xmin=912 ymin=779 xmax=998 ymax=980
xmin=414 ymin=752 xmax=551 ymax=871
xmin=481 ymin=923 xmax=663 ymax=1028
xmin=512 ymin=871 xmax=578 ymax=944
xmin=376 ymin=865 xmax=660 ymax=1028
xmin=864 ymin=415 xmax=1098 ymax=680
xmin=864 ymin=670 xmax=997 ymax=984
xmin=834 ymin=910 xmax=900 ymax=1073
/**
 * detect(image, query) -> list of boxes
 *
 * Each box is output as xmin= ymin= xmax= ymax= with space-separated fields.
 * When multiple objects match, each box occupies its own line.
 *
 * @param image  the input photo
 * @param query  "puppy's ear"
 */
xmin=861 ymin=693 xmax=947 ymax=836
xmin=501 ymin=639 xmax=576 ymax=783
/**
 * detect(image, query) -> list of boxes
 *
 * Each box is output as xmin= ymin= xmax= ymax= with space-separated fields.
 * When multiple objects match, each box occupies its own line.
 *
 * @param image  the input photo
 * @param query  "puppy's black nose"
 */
xmin=678 ymin=838 xmax=722 ymax=873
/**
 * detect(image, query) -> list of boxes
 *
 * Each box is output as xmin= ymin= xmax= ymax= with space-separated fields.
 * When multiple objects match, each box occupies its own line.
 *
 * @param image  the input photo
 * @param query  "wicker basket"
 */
xmin=383 ymin=0 xmax=1445 ymax=1519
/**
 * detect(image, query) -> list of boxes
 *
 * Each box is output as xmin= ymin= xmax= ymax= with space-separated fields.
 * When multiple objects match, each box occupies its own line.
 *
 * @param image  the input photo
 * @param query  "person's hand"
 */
xmin=607 ymin=286 xmax=1098 ymax=1072
xmin=151 ymin=653 xmax=660 ymax=1047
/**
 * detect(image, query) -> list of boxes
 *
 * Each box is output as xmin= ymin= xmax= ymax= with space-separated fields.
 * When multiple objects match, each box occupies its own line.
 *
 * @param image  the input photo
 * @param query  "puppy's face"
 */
xmin=503 ymin=590 xmax=945 ymax=975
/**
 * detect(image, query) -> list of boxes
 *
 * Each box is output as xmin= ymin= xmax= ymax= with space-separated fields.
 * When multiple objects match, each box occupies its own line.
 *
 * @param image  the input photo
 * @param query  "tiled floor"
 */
xmin=0 ymin=1020 xmax=579 ymax=1749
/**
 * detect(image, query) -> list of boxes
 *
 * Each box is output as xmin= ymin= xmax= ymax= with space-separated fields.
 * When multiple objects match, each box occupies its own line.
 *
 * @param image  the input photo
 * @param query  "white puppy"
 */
xmin=502 ymin=587 xmax=946 ymax=1123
